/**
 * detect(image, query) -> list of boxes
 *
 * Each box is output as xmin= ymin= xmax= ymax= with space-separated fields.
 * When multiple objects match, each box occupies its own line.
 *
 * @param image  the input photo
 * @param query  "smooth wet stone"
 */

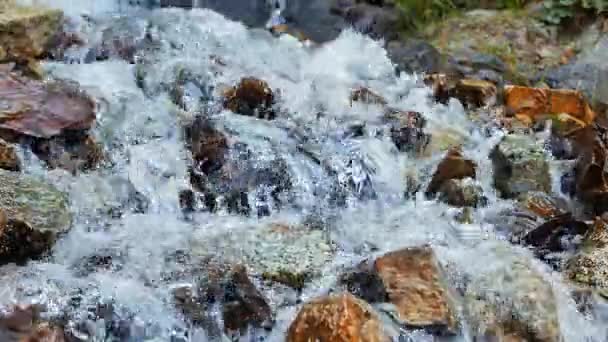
xmin=426 ymin=147 xmax=476 ymax=198
xmin=438 ymin=178 xmax=486 ymax=208
xmin=491 ymin=134 xmax=551 ymax=199
xmin=0 ymin=169 xmax=71 ymax=264
xmin=454 ymin=78 xmax=497 ymax=108
xmin=340 ymin=246 xmax=458 ymax=335
xmin=0 ymin=138 xmax=20 ymax=171
xmin=0 ymin=2 xmax=63 ymax=63
xmin=342 ymin=4 xmax=399 ymax=41
xmin=192 ymin=223 xmax=334 ymax=290
xmin=464 ymin=244 xmax=561 ymax=342
xmin=287 ymin=293 xmax=390 ymax=342
xmin=223 ymin=77 xmax=275 ymax=120
xmin=0 ymin=70 xmax=96 ymax=139
xmin=184 ymin=116 xmax=228 ymax=176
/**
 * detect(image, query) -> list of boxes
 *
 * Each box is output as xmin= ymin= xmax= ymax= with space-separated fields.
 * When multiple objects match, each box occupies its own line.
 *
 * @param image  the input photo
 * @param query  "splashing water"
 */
xmin=3 ymin=2 xmax=607 ymax=341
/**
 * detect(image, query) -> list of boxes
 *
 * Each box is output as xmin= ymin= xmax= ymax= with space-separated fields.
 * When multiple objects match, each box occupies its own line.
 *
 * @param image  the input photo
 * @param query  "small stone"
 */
xmin=387 ymin=110 xmax=430 ymax=156
xmin=184 ymin=116 xmax=228 ymax=176
xmin=287 ymin=293 xmax=389 ymax=342
xmin=566 ymin=218 xmax=608 ymax=293
xmin=350 ymin=87 xmax=387 ymax=106
xmin=0 ymin=138 xmax=20 ymax=171
xmin=423 ymin=73 xmax=455 ymax=104
xmin=223 ymin=77 xmax=275 ymax=119
xmin=454 ymin=79 xmax=497 ymax=108
xmin=31 ymin=134 xmax=104 ymax=174
xmin=490 ymin=134 xmax=551 ymax=198
xmin=426 ymin=147 xmax=476 ymax=197
xmin=438 ymin=178 xmax=486 ymax=208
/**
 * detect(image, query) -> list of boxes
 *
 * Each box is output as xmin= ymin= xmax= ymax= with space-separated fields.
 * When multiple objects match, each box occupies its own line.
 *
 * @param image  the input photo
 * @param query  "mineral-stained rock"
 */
xmin=0 ymin=70 xmax=96 ymax=139
xmin=426 ymin=147 xmax=476 ymax=197
xmin=490 ymin=134 xmax=551 ymax=198
xmin=567 ymin=218 xmax=608 ymax=294
xmin=0 ymin=170 xmax=71 ymax=264
xmin=464 ymin=243 xmax=561 ymax=342
xmin=350 ymin=87 xmax=387 ymax=106
xmin=387 ymin=110 xmax=430 ymax=156
xmin=454 ymin=78 xmax=497 ymax=108
xmin=340 ymin=246 xmax=458 ymax=335
xmin=223 ymin=77 xmax=275 ymax=119
xmin=0 ymin=138 xmax=20 ymax=171
xmin=287 ymin=293 xmax=389 ymax=342
xmin=0 ymin=2 xmax=63 ymax=63
xmin=504 ymin=86 xmax=596 ymax=127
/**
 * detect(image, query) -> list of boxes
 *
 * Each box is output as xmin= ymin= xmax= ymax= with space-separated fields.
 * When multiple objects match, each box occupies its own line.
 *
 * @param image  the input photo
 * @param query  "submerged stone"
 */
xmin=426 ymin=147 xmax=477 ymax=199
xmin=287 ymin=293 xmax=389 ymax=342
xmin=223 ymin=77 xmax=275 ymax=120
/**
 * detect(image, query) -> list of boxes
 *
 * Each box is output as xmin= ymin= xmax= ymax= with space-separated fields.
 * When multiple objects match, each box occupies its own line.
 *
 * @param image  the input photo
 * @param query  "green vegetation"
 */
xmin=542 ymin=0 xmax=608 ymax=24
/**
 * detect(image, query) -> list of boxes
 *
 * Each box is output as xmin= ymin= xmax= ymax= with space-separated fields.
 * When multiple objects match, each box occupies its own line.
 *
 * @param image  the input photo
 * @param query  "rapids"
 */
xmin=1 ymin=1 xmax=607 ymax=341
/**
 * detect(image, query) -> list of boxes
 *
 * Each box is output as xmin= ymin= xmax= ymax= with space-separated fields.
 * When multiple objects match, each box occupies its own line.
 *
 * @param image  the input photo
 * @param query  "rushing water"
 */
xmin=1 ymin=2 xmax=607 ymax=341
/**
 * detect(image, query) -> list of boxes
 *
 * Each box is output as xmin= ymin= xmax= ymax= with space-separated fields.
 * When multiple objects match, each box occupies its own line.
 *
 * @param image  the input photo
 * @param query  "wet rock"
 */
xmin=570 ymin=123 xmax=608 ymax=215
xmin=463 ymin=244 xmax=561 ymax=342
xmin=0 ymin=70 xmax=96 ymax=140
xmin=343 ymin=4 xmax=399 ymax=41
xmin=0 ymin=2 xmax=63 ymax=63
xmin=426 ymin=147 xmax=476 ymax=197
xmin=96 ymin=17 xmax=149 ymax=64
xmin=454 ymin=78 xmax=497 ymax=108
xmin=193 ymin=223 xmax=334 ymax=290
xmin=350 ymin=87 xmax=387 ymax=106
xmin=340 ymin=246 xmax=458 ymax=335
xmin=386 ymin=39 xmax=454 ymax=75
xmin=490 ymin=134 xmax=551 ymax=198
xmin=287 ymin=293 xmax=389 ymax=342
xmin=0 ymin=138 xmax=20 ymax=171
xmin=438 ymin=178 xmax=486 ymax=208
xmin=223 ymin=77 xmax=275 ymax=120
xmin=31 ymin=133 xmax=104 ymax=174
xmin=0 ymin=305 xmax=64 ymax=342
xmin=567 ymin=218 xmax=608 ymax=293
xmin=0 ymin=169 xmax=71 ymax=264
xmin=504 ymin=86 xmax=596 ymax=127
xmin=424 ymin=73 xmax=455 ymax=104
xmin=387 ymin=110 xmax=430 ymax=156
xmin=184 ymin=116 xmax=228 ymax=176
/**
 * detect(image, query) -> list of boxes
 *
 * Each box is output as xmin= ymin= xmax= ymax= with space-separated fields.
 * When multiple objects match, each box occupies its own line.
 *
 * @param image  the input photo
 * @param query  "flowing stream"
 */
xmin=2 ymin=1 xmax=608 ymax=341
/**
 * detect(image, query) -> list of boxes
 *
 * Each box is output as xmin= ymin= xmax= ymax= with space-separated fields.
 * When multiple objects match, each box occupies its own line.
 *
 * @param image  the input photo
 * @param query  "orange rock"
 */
xmin=287 ymin=293 xmax=389 ymax=342
xmin=373 ymin=247 xmax=457 ymax=334
xmin=505 ymin=86 xmax=596 ymax=127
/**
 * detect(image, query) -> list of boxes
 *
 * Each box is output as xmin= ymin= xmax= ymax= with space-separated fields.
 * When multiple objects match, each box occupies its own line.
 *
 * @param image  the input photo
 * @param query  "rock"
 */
xmin=0 ymin=70 xmax=96 ymax=140
xmin=426 ymin=147 xmax=476 ymax=197
xmin=340 ymin=246 xmax=458 ymax=335
xmin=343 ymin=4 xmax=399 ymax=41
xmin=463 ymin=244 xmax=561 ymax=342
xmin=454 ymin=79 xmax=497 ymax=108
xmin=386 ymin=39 xmax=454 ymax=75
xmin=192 ymin=223 xmax=334 ymax=290
xmin=350 ymin=87 xmax=387 ymax=106
xmin=504 ymin=86 xmax=596 ymax=127
xmin=566 ymin=218 xmax=608 ymax=293
xmin=438 ymin=178 xmax=486 ymax=208
xmin=96 ymin=16 xmax=149 ymax=63
xmin=0 ymin=170 xmax=71 ymax=264
xmin=424 ymin=73 xmax=455 ymax=104
xmin=223 ymin=77 xmax=275 ymax=120
xmin=287 ymin=293 xmax=389 ymax=342
xmin=570 ymin=123 xmax=608 ymax=215
xmin=184 ymin=116 xmax=228 ymax=176
xmin=387 ymin=110 xmax=430 ymax=156
xmin=0 ymin=305 xmax=64 ymax=342
xmin=490 ymin=134 xmax=551 ymax=198
xmin=183 ymin=263 xmax=273 ymax=336
xmin=31 ymin=133 xmax=104 ymax=174
xmin=0 ymin=2 xmax=63 ymax=63
xmin=0 ymin=138 xmax=20 ymax=171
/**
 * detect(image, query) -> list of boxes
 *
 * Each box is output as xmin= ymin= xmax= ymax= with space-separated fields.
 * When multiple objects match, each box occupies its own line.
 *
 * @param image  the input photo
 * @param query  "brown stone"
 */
xmin=0 ymin=3 xmax=63 ymax=63
xmin=505 ymin=86 xmax=596 ymax=127
xmin=0 ymin=70 xmax=96 ymax=139
xmin=423 ymin=73 xmax=454 ymax=104
xmin=572 ymin=124 xmax=608 ymax=215
xmin=185 ymin=116 xmax=228 ymax=176
xmin=373 ymin=247 xmax=457 ymax=334
xmin=287 ymin=293 xmax=389 ymax=342
xmin=0 ymin=138 xmax=20 ymax=171
xmin=426 ymin=147 xmax=476 ymax=197
xmin=31 ymin=134 xmax=104 ymax=174
xmin=350 ymin=87 xmax=387 ymax=106
xmin=223 ymin=77 xmax=275 ymax=119
xmin=0 ymin=305 xmax=63 ymax=342
xmin=454 ymin=79 xmax=497 ymax=108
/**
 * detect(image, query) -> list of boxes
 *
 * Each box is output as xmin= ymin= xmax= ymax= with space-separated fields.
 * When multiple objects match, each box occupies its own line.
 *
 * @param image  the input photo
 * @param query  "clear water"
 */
xmin=2 ymin=2 xmax=607 ymax=341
